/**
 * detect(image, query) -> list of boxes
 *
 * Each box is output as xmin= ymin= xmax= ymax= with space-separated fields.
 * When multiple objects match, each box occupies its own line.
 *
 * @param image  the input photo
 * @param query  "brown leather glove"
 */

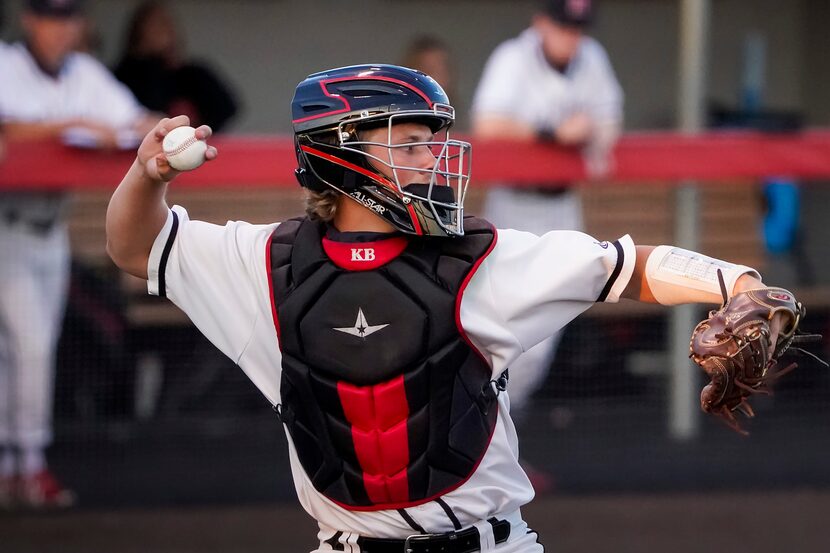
xmin=689 ymin=286 xmax=805 ymax=434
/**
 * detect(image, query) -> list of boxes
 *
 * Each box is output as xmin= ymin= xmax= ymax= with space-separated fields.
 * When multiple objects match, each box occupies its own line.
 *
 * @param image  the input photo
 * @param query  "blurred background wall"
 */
xmin=2 ymin=0 xmax=826 ymax=132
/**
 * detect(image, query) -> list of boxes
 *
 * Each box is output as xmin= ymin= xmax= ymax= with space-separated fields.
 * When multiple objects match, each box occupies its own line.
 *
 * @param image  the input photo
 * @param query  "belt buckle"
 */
xmin=403 ymin=532 xmax=447 ymax=553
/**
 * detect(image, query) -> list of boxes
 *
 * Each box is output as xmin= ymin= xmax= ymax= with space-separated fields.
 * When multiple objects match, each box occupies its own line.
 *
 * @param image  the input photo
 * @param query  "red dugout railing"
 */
xmin=3 ymin=130 xmax=830 ymax=189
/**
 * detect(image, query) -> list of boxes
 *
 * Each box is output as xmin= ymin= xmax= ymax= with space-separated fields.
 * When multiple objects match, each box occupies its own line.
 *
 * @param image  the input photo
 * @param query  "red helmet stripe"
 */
xmin=323 ymin=76 xmax=435 ymax=108
xmin=293 ymin=81 xmax=352 ymax=124
xmin=300 ymin=144 xmax=424 ymax=235
xmin=292 ymin=76 xmax=434 ymax=125
xmin=300 ymin=144 xmax=397 ymax=191
xmin=405 ymin=202 xmax=423 ymax=235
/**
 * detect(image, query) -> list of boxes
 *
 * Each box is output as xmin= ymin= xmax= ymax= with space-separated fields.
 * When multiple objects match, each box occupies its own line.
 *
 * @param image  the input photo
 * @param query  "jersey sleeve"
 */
xmin=459 ymin=229 xmax=635 ymax=373
xmin=147 ymin=206 xmax=277 ymax=365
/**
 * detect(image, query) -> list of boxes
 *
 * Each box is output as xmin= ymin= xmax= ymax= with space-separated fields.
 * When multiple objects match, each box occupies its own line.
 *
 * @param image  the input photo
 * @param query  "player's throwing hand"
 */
xmin=137 ymin=116 xmax=217 ymax=182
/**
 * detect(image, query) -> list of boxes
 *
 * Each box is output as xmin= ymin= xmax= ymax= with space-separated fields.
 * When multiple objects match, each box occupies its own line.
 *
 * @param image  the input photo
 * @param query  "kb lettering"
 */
xmin=351 ymin=248 xmax=376 ymax=262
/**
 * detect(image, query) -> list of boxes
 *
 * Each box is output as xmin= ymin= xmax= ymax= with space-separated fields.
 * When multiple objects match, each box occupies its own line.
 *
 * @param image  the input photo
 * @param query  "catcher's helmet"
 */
xmin=291 ymin=64 xmax=471 ymax=236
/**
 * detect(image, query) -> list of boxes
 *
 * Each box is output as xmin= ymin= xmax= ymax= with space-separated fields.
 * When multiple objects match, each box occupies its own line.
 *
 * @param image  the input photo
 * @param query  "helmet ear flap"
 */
xmin=295 ymin=167 xmax=326 ymax=192
xmin=295 ymin=135 xmax=330 ymax=192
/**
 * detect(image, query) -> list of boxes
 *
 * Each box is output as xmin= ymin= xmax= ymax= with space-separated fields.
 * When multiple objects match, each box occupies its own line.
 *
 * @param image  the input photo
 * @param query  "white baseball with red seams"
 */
xmin=162 ymin=126 xmax=207 ymax=171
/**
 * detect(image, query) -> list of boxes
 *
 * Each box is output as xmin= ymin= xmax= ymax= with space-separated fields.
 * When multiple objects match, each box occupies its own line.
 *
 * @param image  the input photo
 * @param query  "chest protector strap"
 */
xmin=268 ymin=217 xmax=498 ymax=511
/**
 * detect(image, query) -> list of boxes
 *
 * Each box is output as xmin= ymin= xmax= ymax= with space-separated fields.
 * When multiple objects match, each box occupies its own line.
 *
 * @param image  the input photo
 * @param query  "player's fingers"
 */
xmin=153 ymin=115 xmax=191 ymax=143
xmin=144 ymin=155 xmax=160 ymax=178
xmin=167 ymin=114 xmax=191 ymax=129
xmin=155 ymin=115 xmax=190 ymax=135
xmin=195 ymin=125 xmax=213 ymax=140
xmin=205 ymin=146 xmax=218 ymax=161
xmin=154 ymin=153 xmax=179 ymax=181
xmin=151 ymin=118 xmax=170 ymax=140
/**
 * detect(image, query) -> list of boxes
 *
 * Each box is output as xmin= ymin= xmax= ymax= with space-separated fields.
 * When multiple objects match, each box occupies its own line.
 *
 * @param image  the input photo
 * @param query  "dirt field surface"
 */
xmin=3 ymin=489 xmax=829 ymax=553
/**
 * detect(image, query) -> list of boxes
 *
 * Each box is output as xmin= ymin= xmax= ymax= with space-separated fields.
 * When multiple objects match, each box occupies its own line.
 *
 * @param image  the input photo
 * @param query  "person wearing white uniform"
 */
xmin=471 ymin=0 xmax=623 ymax=446
xmin=106 ymin=65 xmax=780 ymax=552
xmin=0 ymin=0 xmax=154 ymax=509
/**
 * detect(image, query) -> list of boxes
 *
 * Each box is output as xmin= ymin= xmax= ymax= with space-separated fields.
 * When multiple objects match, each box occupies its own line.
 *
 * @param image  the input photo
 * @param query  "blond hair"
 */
xmin=304 ymin=188 xmax=340 ymax=223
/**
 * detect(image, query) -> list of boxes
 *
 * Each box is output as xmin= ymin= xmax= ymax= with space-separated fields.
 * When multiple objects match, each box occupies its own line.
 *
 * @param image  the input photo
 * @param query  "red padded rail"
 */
xmin=2 ymin=130 xmax=830 ymax=189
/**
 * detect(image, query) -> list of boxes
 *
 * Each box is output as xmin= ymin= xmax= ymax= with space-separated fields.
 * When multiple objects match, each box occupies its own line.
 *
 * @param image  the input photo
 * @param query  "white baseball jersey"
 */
xmin=471 ymin=28 xmax=622 ymax=133
xmin=147 ymin=206 xmax=635 ymax=549
xmin=0 ymin=42 xmax=146 ymax=220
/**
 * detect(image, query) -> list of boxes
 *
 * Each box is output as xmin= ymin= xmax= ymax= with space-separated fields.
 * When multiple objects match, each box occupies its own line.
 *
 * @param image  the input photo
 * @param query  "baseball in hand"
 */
xmin=162 ymin=126 xmax=208 ymax=171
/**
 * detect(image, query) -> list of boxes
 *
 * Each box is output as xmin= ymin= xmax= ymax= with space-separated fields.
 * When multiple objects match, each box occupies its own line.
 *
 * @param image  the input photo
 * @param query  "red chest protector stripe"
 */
xmin=337 ymin=375 xmax=410 ymax=504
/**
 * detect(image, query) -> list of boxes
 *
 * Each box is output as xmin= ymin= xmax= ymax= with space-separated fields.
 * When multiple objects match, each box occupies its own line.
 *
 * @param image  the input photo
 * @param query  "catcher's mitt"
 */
xmin=689 ymin=276 xmax=825 ymax=434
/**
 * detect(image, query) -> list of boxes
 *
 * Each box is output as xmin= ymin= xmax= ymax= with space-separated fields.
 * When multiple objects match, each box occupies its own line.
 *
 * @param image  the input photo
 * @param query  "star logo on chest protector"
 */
xmin=333 ymin=308 xmax=389 ymax=339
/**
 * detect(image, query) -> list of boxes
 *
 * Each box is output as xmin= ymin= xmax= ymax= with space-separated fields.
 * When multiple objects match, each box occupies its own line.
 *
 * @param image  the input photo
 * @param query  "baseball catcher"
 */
xmin=690 ymin=272 xmax=826 ymax=434
xmin=107 ymin=61 xmax=825 ymax=550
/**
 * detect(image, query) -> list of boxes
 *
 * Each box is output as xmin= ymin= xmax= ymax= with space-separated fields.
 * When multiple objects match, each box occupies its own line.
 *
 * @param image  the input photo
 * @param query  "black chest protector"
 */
xmin=268 ymin=217 xmax=499 ymax=511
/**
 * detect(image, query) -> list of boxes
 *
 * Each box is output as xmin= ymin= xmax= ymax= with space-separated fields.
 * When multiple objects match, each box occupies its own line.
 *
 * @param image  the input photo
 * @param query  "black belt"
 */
xmin=524 ymin=186 xmax=571 ymax=196
xmin=345 ymin=518 xmax=511 ymax=553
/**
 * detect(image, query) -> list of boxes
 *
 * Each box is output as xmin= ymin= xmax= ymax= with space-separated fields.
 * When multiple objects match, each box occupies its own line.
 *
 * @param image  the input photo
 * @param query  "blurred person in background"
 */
xmin=0 ymin=0 xmax=155 ymax=510
xmin=114 ymin=0 xmax=239 ymax=133
xmin=471 ymin=0 xmax=623 ymax=491
xmin=75 ymin=15 xmax=102 ymax=56
xmin=401 ymin=35 xmax=457 ymax=104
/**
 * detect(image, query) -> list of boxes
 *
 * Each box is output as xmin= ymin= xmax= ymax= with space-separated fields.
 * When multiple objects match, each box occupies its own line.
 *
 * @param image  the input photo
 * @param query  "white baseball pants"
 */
xmin=0 ymin=220 xmax=69 ymax=450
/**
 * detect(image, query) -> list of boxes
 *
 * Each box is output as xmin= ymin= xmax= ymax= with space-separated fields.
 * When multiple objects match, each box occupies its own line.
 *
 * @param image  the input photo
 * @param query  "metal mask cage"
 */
xmin=336 ymin=108 xmax=471 ymax=236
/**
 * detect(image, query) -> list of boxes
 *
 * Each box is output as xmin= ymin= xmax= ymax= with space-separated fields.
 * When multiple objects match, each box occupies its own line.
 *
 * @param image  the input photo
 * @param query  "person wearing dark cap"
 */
xmin=0 ymin=0 xmax=155 ymax=510
xmin=470 ymin=0 xmax=623 ymax=492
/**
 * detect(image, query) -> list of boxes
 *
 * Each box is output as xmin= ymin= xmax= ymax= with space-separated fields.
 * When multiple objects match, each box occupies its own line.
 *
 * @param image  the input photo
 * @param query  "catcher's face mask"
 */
xmin=340 ymin=114 xmax=471 ymax=236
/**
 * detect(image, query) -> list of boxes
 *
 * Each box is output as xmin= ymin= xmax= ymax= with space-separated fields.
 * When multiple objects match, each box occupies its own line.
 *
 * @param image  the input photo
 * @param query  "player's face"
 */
xmin=22 ymin=13 xmax=84 ymax=71
xmin=534 ymin=14 xmax=584 ymax=66
xmin=361 ymin=122 xmax=440 ymax=188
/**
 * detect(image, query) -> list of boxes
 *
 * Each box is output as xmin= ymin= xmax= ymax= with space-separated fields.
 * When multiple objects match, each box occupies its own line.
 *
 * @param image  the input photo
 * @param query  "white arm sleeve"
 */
xmin=644 ymin=245 xmax=761 ymax=305
xmin=460 ymin=230 xmax=636 ymax=375
xmin=148 ymin=206 xmax=277 ymax=365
